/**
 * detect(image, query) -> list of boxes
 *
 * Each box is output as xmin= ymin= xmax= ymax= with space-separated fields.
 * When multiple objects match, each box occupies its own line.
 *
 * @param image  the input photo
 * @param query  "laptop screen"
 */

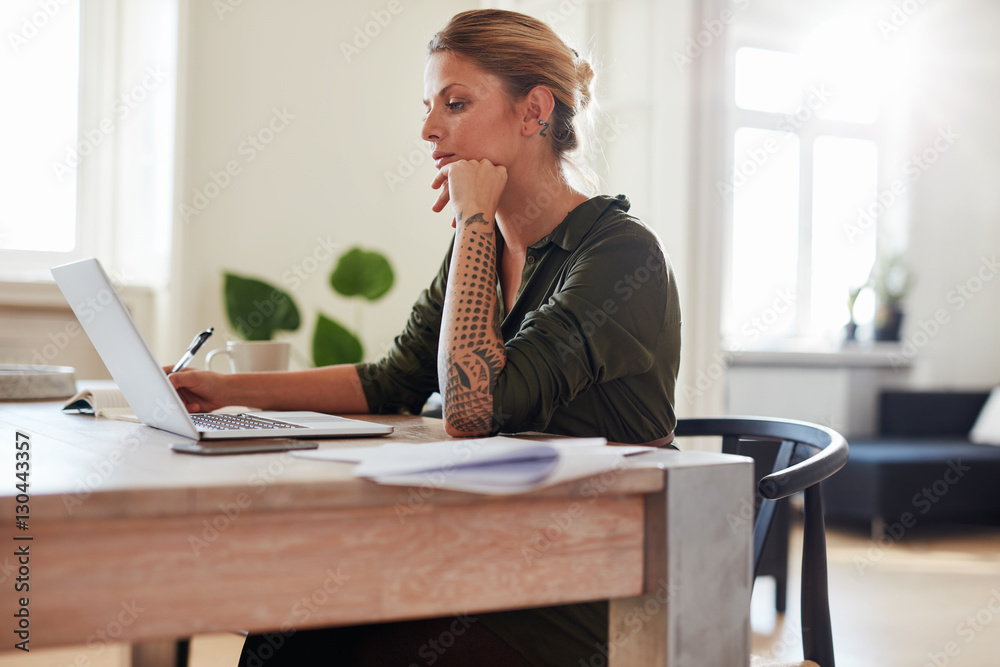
xmin=51 ymin=258 xmax=200 ymax=439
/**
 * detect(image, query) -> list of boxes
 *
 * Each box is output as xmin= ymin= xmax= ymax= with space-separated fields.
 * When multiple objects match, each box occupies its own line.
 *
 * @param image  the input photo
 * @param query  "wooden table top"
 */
xmin=1 ymin=399 xmax=680 ymax=520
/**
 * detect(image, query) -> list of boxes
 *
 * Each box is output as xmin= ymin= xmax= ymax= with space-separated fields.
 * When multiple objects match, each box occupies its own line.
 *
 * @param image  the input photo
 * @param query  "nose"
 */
xmin=421 ymin=108 xmax=441 ymax=142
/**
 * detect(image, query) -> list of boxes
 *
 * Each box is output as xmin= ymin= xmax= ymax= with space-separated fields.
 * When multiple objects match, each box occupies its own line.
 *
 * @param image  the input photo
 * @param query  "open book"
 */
xmin=62 ymin=387 xmax=139 ymax=421
xmin=62 ymin=385 xmax=259 ymax=422
xmin=293 ymin=436 xmax=654 ymax=495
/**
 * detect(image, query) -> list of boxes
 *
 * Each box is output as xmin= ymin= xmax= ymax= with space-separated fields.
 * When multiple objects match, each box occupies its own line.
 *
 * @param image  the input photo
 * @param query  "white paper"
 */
xmin=293 ymin=436 xmax=652 ymax=494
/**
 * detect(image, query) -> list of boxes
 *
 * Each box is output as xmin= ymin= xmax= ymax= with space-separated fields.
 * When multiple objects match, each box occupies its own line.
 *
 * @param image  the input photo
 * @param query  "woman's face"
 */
xmin=422 ymin=53 xmax=520 ymax=170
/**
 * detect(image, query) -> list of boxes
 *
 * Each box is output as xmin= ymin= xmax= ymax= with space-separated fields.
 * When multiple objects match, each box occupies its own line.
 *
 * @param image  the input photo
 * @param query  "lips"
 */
xmin=432 ymin=151 xmax=456 ymax=168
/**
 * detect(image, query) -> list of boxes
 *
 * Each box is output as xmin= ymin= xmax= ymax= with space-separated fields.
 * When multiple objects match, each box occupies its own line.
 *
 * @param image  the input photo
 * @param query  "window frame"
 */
xmin=721 ymin=35 xmax=899 ymax=345
xmin=0 ymin=0 xmax=178 ymax=286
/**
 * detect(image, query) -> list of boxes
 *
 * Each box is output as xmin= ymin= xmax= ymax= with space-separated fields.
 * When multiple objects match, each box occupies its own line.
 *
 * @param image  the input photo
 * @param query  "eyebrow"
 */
xmin=422 ymin=83 xmax=467 ymax=108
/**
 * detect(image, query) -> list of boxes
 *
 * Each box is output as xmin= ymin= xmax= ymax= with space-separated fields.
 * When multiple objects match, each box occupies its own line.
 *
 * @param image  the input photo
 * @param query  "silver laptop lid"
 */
xmin=51 ymin=258 xmax=200 ymax=439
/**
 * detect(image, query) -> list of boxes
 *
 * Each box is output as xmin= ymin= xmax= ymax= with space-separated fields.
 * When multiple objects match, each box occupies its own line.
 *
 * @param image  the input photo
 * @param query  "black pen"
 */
xmin=169 ymin=327 xmax=214 ymax=374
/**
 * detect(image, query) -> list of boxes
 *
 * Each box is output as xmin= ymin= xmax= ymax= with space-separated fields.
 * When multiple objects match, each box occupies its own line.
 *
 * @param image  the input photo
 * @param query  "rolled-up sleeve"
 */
xmin=355 ymin=241 xmax=453 ymax=415
xmin=493 ymin=224 xmax=672 ymax=434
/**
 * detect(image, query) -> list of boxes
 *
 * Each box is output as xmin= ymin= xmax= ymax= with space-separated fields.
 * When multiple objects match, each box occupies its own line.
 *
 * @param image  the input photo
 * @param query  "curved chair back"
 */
xmin=674 ymin=417 xmax=849 ymax=667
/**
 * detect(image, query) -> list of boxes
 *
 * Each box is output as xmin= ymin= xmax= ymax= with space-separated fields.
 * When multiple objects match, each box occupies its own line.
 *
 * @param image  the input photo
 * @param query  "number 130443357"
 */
xmin=13 ymin=430 xmax=32 ymax=652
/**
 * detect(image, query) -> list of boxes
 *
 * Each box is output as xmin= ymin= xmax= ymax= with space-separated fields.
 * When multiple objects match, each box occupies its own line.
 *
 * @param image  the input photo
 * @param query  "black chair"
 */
xmin=730 ymin=438 xmax=793 ymax=613
xmin=674 ymin=417 xmax=849 ymax=667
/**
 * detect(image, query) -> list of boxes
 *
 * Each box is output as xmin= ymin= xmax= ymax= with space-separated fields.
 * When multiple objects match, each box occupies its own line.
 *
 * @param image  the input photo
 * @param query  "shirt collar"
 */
xmin=529 ymin=195 xmax=631 ymax=252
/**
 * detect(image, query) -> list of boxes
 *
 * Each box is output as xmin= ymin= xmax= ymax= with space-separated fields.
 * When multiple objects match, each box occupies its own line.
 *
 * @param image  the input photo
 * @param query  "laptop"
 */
xmin=51 ymin=258 xmax=393 ymax=441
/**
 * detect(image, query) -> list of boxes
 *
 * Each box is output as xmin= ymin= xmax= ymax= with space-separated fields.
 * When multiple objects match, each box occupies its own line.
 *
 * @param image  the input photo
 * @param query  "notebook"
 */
xmin=51 ymin=258 xmax=393 ymax=441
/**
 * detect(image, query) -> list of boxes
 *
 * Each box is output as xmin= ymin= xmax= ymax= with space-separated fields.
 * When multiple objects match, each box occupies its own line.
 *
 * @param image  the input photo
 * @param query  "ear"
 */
xmin=519 ymin=85 xmax=556 ymax=138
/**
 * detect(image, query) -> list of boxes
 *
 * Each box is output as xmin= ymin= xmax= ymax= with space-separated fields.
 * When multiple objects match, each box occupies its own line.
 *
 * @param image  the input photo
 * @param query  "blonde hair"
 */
xmin=428 ymin=9 xmax=597 ymax=184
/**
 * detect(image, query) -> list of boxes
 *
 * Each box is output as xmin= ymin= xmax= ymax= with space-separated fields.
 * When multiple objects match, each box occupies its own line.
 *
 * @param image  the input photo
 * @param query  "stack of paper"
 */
xmin=293 ymin=436 xmax=652 ymax=494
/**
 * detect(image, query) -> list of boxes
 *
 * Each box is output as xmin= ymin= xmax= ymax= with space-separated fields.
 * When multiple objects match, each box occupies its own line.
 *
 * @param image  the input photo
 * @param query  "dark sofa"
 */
xmin=822 ymin=390 xmax=1000 ymax=538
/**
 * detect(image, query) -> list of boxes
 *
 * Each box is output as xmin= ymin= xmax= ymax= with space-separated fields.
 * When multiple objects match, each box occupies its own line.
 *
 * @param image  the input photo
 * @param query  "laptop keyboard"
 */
xmin=191 ymin=413 xmax=306 ymax=431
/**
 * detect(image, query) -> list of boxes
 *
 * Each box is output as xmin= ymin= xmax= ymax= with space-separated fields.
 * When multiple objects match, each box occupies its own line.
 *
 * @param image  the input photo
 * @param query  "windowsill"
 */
xmin=724 ymin=340 xmax=911 ymax=369
xmin=1 ymin=279 xmax=160 ymax=380
xmin=0 ymin=279 xmax=81 ymax=309
xmin=0 ymin=280 xmax=156 ymax=308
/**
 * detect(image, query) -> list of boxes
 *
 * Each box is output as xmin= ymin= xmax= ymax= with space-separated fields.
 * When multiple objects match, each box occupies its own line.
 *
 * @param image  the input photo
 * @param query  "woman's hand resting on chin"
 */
xmin=431 ymin=158 xmax=507 ymax=226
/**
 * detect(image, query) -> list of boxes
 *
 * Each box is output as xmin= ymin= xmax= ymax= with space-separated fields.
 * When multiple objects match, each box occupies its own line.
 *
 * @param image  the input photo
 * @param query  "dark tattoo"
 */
xmin=461 ymin=212 xmax=491 ymax=227
xmin=444 ymin=348 xmax=504 ymax=432
xmin=440 ymin=213 xmax=505 ymax=434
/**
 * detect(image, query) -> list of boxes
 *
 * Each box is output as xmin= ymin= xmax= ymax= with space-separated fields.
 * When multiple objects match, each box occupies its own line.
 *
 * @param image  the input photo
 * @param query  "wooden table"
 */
xmin=0 ymin=399 xmax=753 ymax=666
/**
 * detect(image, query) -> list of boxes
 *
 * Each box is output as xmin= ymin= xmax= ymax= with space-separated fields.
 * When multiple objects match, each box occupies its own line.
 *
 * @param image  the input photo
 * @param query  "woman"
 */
xmin=172 ymin=9 xmax=681 ymax=666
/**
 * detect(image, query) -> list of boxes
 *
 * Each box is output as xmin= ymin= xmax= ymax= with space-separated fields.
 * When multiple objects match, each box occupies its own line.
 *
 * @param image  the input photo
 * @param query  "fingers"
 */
xmin=430 ymin=165 xmax=449 ymax=191
xmin=178 ymin=391 xmax=200 ymax=413
xmin=432 ymin=181 xmax=450 ymax=213
xmin=167 ymin=373 xmax=197 ymax=412
xmin=446 ymin=160 xmax=507 ymax=223
xmin=432 ymin=159 xmax=506 ymax=216
xmin=168 ymin=370 xmax=195 ymax=390
xmin=431 ymin=163 xmax=451 ymax=213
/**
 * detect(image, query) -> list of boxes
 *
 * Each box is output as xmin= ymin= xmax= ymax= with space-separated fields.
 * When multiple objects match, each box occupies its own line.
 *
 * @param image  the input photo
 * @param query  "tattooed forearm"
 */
xmin=439 ymin=212 xmax=506 ymax=436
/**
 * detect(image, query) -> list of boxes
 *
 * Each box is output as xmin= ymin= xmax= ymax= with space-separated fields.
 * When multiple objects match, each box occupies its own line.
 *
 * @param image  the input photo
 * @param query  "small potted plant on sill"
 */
xmin=871 ymin=252 xmax=912 ymax=342
xmin=845 ymin=285 xmax=863 ymax=342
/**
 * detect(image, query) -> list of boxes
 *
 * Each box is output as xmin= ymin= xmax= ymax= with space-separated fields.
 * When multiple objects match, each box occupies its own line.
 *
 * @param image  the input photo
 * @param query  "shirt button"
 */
xmin=526 ymin=255 xmax=535 ymax=264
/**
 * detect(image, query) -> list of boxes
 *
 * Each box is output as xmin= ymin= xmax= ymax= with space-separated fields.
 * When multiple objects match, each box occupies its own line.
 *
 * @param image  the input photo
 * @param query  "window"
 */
xmin=1 ymin=1 xmax=80 ymax=257
xmin=0 ymin=0 xmax=177 ymax=284
xmin=722 ymin=13 xmax=906 ymax=345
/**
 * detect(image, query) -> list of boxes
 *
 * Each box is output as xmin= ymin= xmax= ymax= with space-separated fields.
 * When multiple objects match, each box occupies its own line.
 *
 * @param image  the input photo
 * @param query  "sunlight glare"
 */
xmin=802 ymin=16 xmax=886 ymax=124
xmin=0 ymin=1 xmax=79 ymax=252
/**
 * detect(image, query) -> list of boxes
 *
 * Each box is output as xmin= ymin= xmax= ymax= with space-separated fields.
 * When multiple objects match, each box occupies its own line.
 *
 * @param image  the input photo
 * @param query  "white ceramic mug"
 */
xmin=206 ymin=341 xmax=291 ymax=373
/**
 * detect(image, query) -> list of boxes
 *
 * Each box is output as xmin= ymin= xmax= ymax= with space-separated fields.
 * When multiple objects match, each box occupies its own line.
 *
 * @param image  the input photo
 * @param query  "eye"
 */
xmin=446 ymin=101 xmax=466 ymax=112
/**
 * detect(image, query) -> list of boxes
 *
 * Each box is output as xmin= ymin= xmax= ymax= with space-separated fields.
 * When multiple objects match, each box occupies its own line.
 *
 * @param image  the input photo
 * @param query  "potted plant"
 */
xmin=222 ymin=247 xmax=394 ymax=366
xmin=870 ymin=252 xmax=912 ymax=341
xmin=313 ymin=248 xmax=394 ymax=366
xmin=845 ymin=285 xmax=863 ymax=342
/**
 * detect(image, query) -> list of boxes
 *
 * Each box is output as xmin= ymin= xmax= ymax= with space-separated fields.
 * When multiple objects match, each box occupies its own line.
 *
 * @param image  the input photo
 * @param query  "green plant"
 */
xmin=223 ymin=274 xmax=301 ymax=340
xmin=223 ymin=247 xmax=394 ymax=366
xmin=870 ymin=252 xmax=912 ymax=308
xmin=864 ymin=252 xmax=913 ymax=342
xmin=846 ymin=285 xmax=863 ymax=324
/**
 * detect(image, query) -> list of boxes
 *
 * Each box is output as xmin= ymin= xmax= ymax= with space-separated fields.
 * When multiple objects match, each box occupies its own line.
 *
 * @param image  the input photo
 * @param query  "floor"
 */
xmin=4 ymin=522 xmax=999 ymax=666
xmin=751 ymin=520 xmax=1000 ymax=666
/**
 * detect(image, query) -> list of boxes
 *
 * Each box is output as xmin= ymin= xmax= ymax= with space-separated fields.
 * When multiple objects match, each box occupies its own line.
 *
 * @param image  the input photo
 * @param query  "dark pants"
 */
xmin=237 ymin=617 xmax=531 ymax=667
xmin=237 ymin=601 xmax=608 ymax=667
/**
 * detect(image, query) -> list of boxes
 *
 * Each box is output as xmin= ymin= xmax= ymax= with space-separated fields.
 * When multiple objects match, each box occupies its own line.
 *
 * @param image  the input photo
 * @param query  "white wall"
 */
xmin=171 ymin=0 xmax=467 ymax=367
xmin=900 ymin=0 xmax=1000 ymax=387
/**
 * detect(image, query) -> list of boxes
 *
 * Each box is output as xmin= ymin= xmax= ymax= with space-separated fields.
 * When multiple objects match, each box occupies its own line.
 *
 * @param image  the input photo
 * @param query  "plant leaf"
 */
xmin=329 ymin=248 xmax=394 ymax=301
xmin=312 ymin=313 xmax=363 ymax=366
xmin=223 ymin=273 xmax=301 ymax=341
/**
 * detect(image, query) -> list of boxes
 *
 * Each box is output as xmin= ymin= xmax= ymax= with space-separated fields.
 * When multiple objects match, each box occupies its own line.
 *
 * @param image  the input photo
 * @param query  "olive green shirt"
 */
xmin=356 ymin=195 xmax=681 ymax=444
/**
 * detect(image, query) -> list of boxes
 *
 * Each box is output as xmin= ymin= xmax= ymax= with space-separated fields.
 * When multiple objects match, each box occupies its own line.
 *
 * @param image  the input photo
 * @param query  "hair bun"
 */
xmin=430 ymin=9 xmax=598 ymax=163
xmin=575 ymin=57 xmax=595 ymax=111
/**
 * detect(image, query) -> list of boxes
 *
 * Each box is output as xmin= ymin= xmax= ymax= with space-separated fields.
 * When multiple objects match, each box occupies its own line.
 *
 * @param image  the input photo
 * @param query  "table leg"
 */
xmin=609 ymin=459 xmax=753 ymax=666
